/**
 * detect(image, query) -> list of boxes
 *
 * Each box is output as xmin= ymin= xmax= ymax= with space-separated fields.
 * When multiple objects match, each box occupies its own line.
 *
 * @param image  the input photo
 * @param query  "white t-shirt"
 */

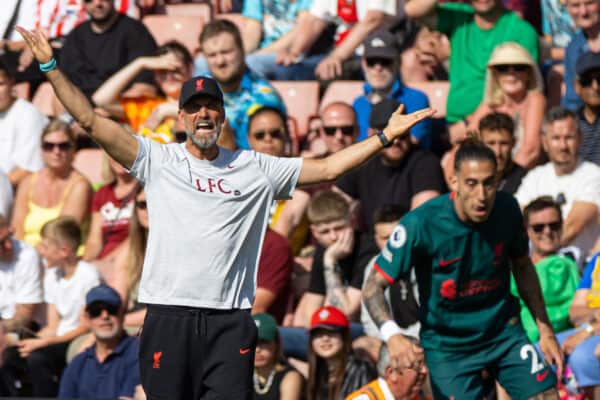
xmin=129 ymin=137 xmax=302 ymax=309
xmin=0 ymin=99 xmax=47 ymax=176
xmin=0 ymin=171 xmax=13 ymax=219
xmin=515 ymin=160 xmax=600 ymax=259
xmin=0 ymin=239 xmax=43 ymax=320
xmin=44 ymin=261 xmax=101 ymax=336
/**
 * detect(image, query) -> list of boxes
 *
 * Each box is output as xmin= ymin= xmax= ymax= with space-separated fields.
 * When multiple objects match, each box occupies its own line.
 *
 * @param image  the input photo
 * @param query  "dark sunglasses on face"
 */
xmin=136 ymin=201 xmax=148 ymax=210
xmin=42 ymin=141 xmax=73 ymax=152
xmin=252 ymin=128 xmax=285 ymax=141
xmin=366 ymin=57 xmax=393 ymax=68
xmin=86 ymin=302 xmax=119 ymax=318
xmin=529 ymin=221 xmax=561 ymax=233
xmin=494 ymin=64 xmax=530 ymax=73
xmin=323 ymin=125 xmax=355 ymax=137
xmin=578 ymin=75 xmax=600 ymax=87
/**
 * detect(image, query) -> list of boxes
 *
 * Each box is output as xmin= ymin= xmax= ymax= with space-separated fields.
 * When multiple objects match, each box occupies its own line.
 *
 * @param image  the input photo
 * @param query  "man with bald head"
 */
xmin=320 ymin=102 xmax=359 ymax=154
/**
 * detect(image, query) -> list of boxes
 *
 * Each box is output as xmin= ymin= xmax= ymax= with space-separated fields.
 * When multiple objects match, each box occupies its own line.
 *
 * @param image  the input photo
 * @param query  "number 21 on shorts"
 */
xmin=520 ymin=344 xmax=550 ymax=382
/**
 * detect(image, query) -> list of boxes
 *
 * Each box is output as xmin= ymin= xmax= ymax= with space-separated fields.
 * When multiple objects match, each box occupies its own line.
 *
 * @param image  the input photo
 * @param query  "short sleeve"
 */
xmin=373 ymin=213 xmax=422 ymax=283
xmin=308 ymin=246 xmax=326 ymax=295
xmin=578 ymin=253 xmax=600 ymax=290
xmin=506 ymin=195 xmax=529 ymax=259
xmin=0 ymin=172 xmax=13 ymax=218
xmin=514 ymin=169 xmax=537 ymax=206
xmin=13 ymin=245 xmax=43 ymax=304
xmin=128 ymin=135 xmax=172 ymax=185
xmin=573 ymin=166 xmax=600 ymax=208
xmin=43 ymin=268 xmax=57 ymax=304
xmin=309 ymin=0 xmax=334 ymax=20
xmin=242 ymin=0 xmax=263 ymax=21
xmin=436 ymin=3 xmax=473 ymax=36
xmin=253 ymin=152 xmax=302 ymax=200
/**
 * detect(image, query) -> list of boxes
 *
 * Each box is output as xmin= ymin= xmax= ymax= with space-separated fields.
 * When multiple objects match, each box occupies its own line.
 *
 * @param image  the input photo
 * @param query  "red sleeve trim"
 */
xmin=373 ymin=263 xmax=395 ymax=284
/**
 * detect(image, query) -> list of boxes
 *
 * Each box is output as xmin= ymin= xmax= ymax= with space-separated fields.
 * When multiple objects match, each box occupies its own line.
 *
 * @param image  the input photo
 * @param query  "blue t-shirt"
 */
xmin=541 ymin=0 xmax=575 ymax=48
xmin=224 ymin=69 xmax=286 ymax=149
xmin=352 ymin=78 xmax=431 ymax=148
xmin=562 ymin=31 xmax=588 ymax=111
xmin=243 ymin=0 xmax=313 ymax=49
xmin=58 ymin=335 xmax=140 ymax=399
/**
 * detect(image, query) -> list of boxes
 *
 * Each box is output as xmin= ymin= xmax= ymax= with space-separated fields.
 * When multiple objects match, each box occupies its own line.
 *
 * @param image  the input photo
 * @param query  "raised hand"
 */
xmin=149 ymin=52 xmax=184 ymax=72
xmin=382 ymin=104 xmax=435 ymax=142
xmin=15 ymin=26 xmax=53 ymax=65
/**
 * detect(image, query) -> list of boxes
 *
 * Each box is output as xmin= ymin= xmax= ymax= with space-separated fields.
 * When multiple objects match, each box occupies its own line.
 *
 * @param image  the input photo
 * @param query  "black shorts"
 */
xmin=139 ymin=304 xmax=257 ymax=400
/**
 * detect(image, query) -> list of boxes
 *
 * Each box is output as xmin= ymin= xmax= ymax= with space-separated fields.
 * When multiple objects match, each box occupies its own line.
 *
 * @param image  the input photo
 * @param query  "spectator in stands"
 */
xmin=302 ymin=102 xmax=359 ymax=159
xmin=405 ymin=0 xmax=539 ymax=127
xmin=0 ymin=173 xmax=13 ymax=219
xmin=307 ymin=306 xmax=377 ymax=400
xmin=58 ymin=284 xmax=140 ymax=399
xmin=480 ymin=112 xmax=528 ymax=194
xmin=562 ymin=0 xmax=600 ymax=111
xmin=400 ymin=26 xmax=450 ymax=84
xmin=277 ymin=0 xmax=397 ymax=81
xmin=541 ymin=0 xmax=575 ymax=62
xmin=59 ymin=0 xmax=157 ymax=100
xmin=0 ymin=217 xmax=100 ymax=397
xmin=574 ymin=51 xmax=600 ymax=164
xmin=467 ymin=42 xmax=545 ymax=169
xmin=353 ymin=30 xmax=431 ymax=148
xmin=252 ymin=313 xmax=304 ymax=399
xmin=83 ymin=152 xmax=138 ymax=265
xmin=0 ymin=62 xmax=47 ymax=187
xmin=510 ymin=197 xmax=580 ymax=343
xmin=345 ymin=343 xmax=429 ymax=400
xmin=199 ymin=19 xmax=286 ymax=149
xmin=11 ymin=119 xmax=92 ymax=248
xmin=335 ymin=99 xmax=445 ymax=269
xmin=516 ymin=107 xmax=600 ymax=262
xmin=93 ymin=41 xmax=193 ymax=144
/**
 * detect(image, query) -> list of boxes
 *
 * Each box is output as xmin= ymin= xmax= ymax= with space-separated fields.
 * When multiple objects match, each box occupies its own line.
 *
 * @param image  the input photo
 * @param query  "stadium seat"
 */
xmin=409 ymin=81 xmax=449 ymax=118
xmin=73 ymin=148 xmax=105 ymax=188
xmin=270 ymin=81 xmax=319 ymax=139
xmin=143 ymin=15 xmax=205 ymax=56
xmin=32 ymin=82 xmax=66 ymax=116
xmin=319 ymin=81 xmax=363 ymax=110
xmin=164 ymin=3 xmax=212 ymax=21
xmin=12 ymin=82 xmax=30 ymax=100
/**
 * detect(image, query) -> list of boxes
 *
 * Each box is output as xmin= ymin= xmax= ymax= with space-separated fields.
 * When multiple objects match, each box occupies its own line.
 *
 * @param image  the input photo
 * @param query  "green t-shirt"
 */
xmin=374 ymin=192 xmax=529 ymax=350
xmin=436 ymin=3 xmax=539 ymax=123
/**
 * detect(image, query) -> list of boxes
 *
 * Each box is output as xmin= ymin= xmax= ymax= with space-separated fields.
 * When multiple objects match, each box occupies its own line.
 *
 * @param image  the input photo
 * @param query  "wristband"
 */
xmin=377 ymin=130 xmax=392 ymax=148
xmin=580 ymin=322 xmax=594 ymax=336
xmin=380 ymin=320 xmax=402 ymax=342
xmin=39 ymin=58 xmax=57 ymax=73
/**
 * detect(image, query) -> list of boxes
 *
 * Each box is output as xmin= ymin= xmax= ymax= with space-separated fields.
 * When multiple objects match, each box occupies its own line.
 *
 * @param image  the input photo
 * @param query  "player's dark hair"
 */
xmin=373 ymin=204 xmax=406 ymax=225
xmin=156 ymin=40 xmax=193 ymax=67
xmin=523 ymin=196 xmax=563 ymax=224
xmin=247 ymin=106 xmax=289 ymax=139
xmin=543 ymin=107 xmax=577 ymax=135
xmin=453 ymin=139 xmax=497 ymax=172
xmin=199 ymin=19 xmax=244 ymax=54
xmin=478 ymin=112 xmax=515 ymax=137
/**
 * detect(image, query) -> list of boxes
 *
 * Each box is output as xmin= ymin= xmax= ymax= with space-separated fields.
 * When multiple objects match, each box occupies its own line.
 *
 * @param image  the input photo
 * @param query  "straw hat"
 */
xmin=487 ymin=42 xmax=537 ymax=68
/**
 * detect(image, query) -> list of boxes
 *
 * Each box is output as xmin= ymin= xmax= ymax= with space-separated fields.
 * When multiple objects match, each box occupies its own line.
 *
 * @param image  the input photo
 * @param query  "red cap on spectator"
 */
xmin=309 ymin=306 xmax=349 ymax=331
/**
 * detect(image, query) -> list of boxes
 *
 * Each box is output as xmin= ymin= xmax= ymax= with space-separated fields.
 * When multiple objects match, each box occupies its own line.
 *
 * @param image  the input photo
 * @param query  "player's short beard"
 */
xmin=187 ymin=121 xmax=222 ymax=149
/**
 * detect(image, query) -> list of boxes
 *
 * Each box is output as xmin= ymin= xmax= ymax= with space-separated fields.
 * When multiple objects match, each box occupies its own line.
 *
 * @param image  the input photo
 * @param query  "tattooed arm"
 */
xmin=323 ymin=263 xmax=362 ymax=318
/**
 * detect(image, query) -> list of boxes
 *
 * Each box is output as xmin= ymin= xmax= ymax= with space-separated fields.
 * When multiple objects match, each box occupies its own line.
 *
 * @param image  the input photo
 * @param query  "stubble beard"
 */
xmin=187 ymin=121 xmax=222 ymax=149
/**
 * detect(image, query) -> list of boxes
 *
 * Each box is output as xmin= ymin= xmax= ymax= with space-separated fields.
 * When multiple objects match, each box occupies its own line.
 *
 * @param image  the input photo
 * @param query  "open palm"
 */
xmin=384 ymin=104 xmax=436 ymax=140
xmin=15 ymin=26 xmax=54 ymax=64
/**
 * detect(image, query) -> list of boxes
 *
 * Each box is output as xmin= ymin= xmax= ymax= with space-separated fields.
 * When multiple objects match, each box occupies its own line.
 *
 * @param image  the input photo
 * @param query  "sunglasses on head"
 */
xmin=529 ymin=221 xmax=561 ymax=233
xmin=494 ymin=64 xmax=530 ymax=73
xmin=252 ymin=128 xmax=285 ymax=141
xmin=323 ymin=125 xmax=355 ymax=137
xmin=578 ymin=74 xmax=600 ymax=87
xmin=136 ymin=201 xmax=147 ymax=210
xmin=42 ymin=141 xmax=73 ymax=152
xmin=86 ymin=302 xmax=119 ymax=318
xmin=366 ymin=57 xmax=393 ymax=68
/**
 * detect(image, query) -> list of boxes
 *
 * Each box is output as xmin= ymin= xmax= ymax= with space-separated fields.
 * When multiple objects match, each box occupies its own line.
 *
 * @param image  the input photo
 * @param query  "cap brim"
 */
xmin=309 ymin=324 xmax=347 ymax=332
xmin=179 ymin=92 xmax=223 ymax=109
xmin=364 ymin=51 xmax=396 ymax=60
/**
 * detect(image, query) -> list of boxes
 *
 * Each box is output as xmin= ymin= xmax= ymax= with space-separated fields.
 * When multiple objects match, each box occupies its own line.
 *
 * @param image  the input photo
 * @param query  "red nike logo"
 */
xmin=439 ymin=257 xmax=461 ymax=267
xmin=239 ymin=348 xmax=251 ymax=355
xmin=536 ymin=369 xmax=549 ymax=382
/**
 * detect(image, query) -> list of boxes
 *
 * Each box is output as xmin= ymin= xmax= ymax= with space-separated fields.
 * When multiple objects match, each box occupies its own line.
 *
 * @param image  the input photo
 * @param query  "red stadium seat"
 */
xmin=143 ymin=15 xmax=205 ymax=56
xmin=319 ymin=80 xmax=363 ymax=110
xmin=409 ymin=81 xmax=449 ymax=118
xmin=32 ymin=82 xmax=66 ymax=116
xmin=12 ymin=82 xmax=30 ymax=100
xmin=270 ymin=81 xmax=319 ymax=139
xmin=73 ymin=148 xmax=105 ymax=188
xmin=164 ymin=3 xmax=212 ymax=21
xmin=216 ymin=13 xmax=245 ymax=36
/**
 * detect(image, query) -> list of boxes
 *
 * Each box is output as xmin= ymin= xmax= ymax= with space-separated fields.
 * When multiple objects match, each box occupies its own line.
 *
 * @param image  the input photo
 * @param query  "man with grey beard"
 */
xmin=58 ymin=285 xmax=140 ymax=399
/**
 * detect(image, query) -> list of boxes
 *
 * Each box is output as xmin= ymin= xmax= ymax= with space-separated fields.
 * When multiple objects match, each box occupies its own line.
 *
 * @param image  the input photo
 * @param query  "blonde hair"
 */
xmin=41 ymin=216 xmax=82 ymax=251
xmin=307 ymin=191 xmax=349 ymax=225
xmin=41 ymin=118 xmax=76 ymax=143
xmin=483 ymin=42 xmax=543 ymax=107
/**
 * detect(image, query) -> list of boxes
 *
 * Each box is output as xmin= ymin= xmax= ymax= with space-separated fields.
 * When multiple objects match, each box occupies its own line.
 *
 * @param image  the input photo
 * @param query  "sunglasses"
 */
xmin=86 ymin=302 xmax=119 ymax=318
xmin=529 ymin=221 xmax=561 ymax=233
xmin=42 ymin=141 xmax=73 ymax=152
xmin=366 ymin=57 xmax=393 ymax=68
xmin=494 ymin=64 xmax=530 ymax=73
xmin=323 ymin=126 xmax=355 ymax=137
xmin=578 ymin=75 xmax=600 ymax=87
xmin=136 ymin=201 xmax=148 ymax=210
xmin=252 ymin=128 xmax=285 ymax=141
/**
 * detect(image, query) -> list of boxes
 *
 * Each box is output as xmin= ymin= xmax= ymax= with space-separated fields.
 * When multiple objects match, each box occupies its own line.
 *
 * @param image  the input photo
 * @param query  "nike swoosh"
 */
xmin=439 ymin=257 xmax=462 ymax=267
xmin=536 ymin=369 xmax=549 ymax=382
xmin=239 ymin=348 xmax=251 ymax=355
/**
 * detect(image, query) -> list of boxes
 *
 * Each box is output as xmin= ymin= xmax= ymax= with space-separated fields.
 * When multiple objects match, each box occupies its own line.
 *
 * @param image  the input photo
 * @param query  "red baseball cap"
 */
xmin=309 ymin=306 xmax=349 ymax=331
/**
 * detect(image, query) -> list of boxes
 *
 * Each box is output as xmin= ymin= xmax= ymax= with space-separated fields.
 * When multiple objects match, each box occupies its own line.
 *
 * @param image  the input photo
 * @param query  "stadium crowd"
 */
xmin=1 ymin=0 xmax=600 ymax=399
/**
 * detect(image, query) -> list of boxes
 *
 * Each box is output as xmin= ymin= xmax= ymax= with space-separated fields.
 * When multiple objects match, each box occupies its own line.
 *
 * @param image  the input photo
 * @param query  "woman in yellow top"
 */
xmin=11 ymin=119 xmax=92 ymax=247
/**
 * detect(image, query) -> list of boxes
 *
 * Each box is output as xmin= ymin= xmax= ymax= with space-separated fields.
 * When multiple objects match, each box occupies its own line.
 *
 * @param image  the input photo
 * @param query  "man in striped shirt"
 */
xmin=575 ymin=51 xmax=600 ymax=165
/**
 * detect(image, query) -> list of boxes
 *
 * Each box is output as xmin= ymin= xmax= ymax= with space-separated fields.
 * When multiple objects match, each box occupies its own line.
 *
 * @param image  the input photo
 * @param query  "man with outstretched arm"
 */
xmin=16 ymin=27 xmax=433 ymax=400
xmin=363 ymin=140 xmax=564 ymax=399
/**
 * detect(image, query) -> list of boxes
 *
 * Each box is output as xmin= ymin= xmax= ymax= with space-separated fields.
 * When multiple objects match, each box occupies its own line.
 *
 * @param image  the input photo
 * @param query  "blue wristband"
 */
xmin=39 ymin=58 xmax=57 ymax=73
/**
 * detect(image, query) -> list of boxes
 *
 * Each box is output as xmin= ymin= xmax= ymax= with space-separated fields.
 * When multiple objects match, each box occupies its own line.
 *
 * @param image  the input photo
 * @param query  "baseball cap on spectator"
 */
xmin=85 ymin=284 xmax=121 ymax=309
xmin=576 ymin=52 xmax=600 ymax=77
xmin=363 ymin=30 xmax=398 ymax=60
xmin=253 ymin=313 xmax=278 ymax=342
xmin=309 ymin=306 xmax=349 ymax=331
xmin=370 ymin=98 xmax=402 ymax=131
xmin=179 ymin=76 xmax=224 ymax=109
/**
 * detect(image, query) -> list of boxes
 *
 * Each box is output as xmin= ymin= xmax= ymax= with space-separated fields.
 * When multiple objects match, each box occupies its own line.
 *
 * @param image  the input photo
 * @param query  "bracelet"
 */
xmin=380 ymin=320 xmax=402 ymax=342
xmin=377 ymin=130 xmax=392 ymax=148
xmin=39 ymin=58 xmax=57 ymax=73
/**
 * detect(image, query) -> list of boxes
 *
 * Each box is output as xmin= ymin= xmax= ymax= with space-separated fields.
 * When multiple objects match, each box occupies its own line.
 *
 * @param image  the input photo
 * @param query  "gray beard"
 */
xmin=187 ymin=122 xmax=221 ymax=149
xmin=94 ymin=324 xmax=121 ymax=340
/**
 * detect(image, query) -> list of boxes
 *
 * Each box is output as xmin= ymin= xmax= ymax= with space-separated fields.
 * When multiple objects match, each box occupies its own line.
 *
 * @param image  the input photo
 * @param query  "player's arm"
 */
xmin=298 ymin=105 xmax=434 ymax=185
xmin=16 ymin=27 xmax=139 ymax=169
xmin=512 ymin=254 xmax=564 ymax=376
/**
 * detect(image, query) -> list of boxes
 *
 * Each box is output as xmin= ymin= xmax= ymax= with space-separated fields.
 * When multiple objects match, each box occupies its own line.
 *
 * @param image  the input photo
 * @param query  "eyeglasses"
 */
xmin=252 ymin=128 xmax=285 ymax=141
xmin=86 ymin=302 xmax=119 ymax=318
xmin=42 ymin=141 xmax=73 ymax=152
xmin=578 ymin=74 xmax=600 ymax=87
xmin=136 ymin=201 xmax=147 ymax=210
xmin=323 ymin=126 xmax=355 ymax=137
xmin=366 ymin=58 xmax=393 ymax=68
xmin=529 ymin=221 xmax=561 ymax=233
xmin=494 ymin=64 xmax=530 ymax=73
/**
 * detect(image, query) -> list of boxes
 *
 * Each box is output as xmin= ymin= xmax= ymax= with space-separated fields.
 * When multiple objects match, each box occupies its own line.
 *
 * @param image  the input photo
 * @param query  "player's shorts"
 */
xmin=424 ymin=325 xmax=557 ymax=400
xmin=139 ymin=304 xmax=257 ymax=400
